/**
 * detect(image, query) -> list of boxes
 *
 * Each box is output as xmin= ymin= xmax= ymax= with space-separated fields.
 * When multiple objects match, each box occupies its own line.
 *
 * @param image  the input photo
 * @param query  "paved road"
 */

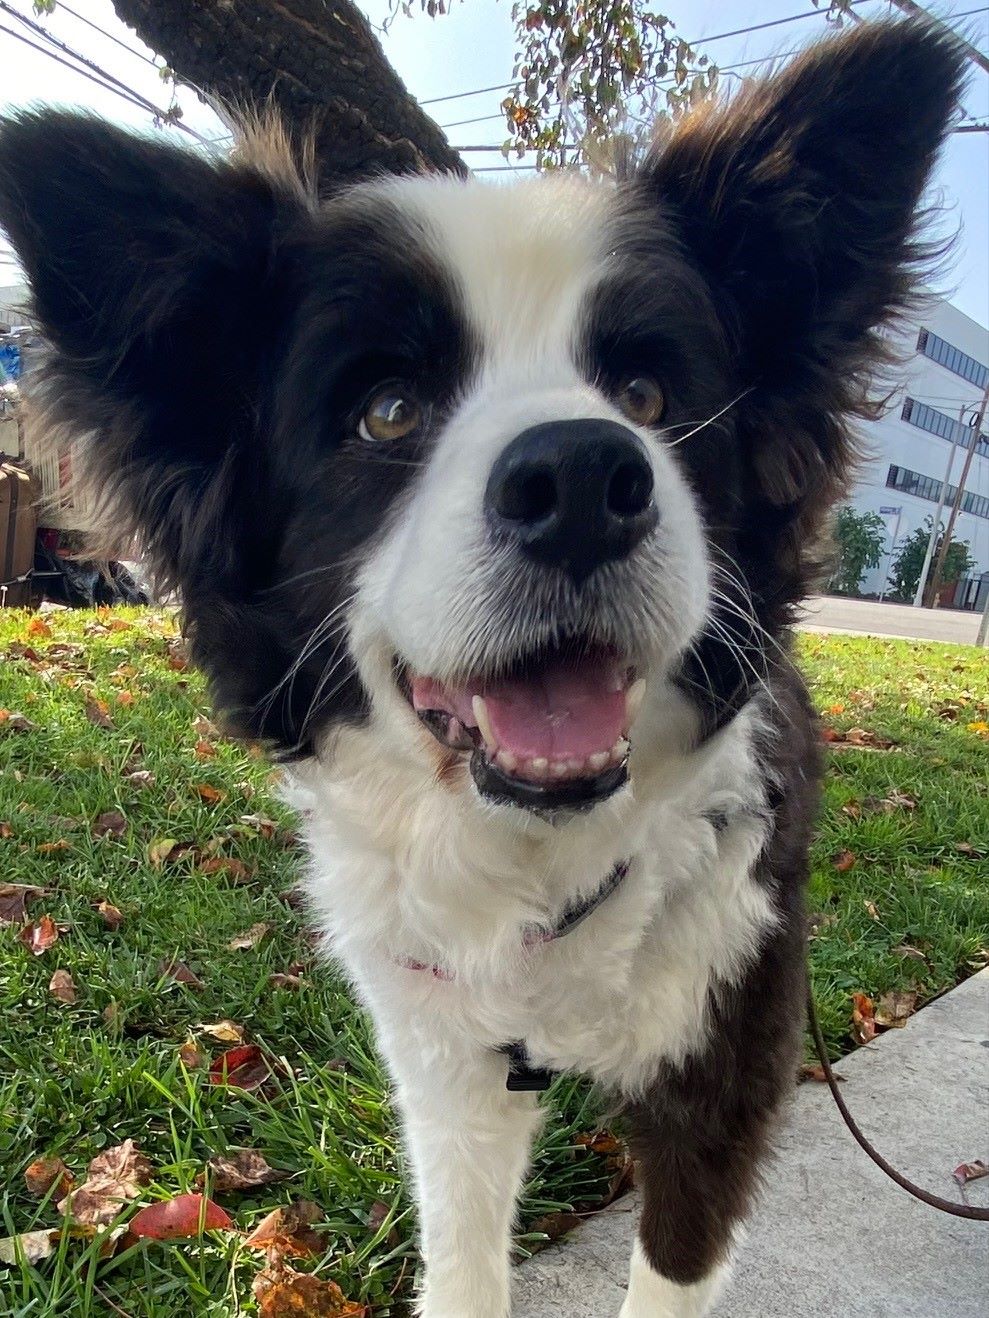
xmin=798 ymin=595 xmax=985 ymax=645
xmin=514 ymin=970 xmax=989 ymax=1318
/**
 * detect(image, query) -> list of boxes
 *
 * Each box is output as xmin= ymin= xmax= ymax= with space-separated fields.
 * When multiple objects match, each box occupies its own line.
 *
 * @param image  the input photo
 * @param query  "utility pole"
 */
xmin=977 ymin=579 xmax=989 ymax=647
xmin=926 ymin=381 xmax=989 ymax=608
xmin=913 ymin=405 xmax=974 ymax=607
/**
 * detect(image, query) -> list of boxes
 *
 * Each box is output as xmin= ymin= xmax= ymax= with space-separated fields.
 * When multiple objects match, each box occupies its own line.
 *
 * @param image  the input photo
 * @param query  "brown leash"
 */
xmin=807 ymin=980 xmax=989 ymax=1222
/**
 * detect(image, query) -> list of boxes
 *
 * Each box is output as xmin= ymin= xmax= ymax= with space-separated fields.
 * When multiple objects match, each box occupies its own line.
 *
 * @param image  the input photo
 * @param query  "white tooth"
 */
xmin=610 ymin=737 xmax=630 ymax=764
xmin=551 ymin=761 xmax=570 ymax=778
xmin=495 ymin=749 xmax=518 ymax=773
xmin=588 ymin=751 xmax=610 ymax=773
xmin=625 ymin=678 xmax=647 ymax=728
xmin=529 ymin=757 xmax=549 ymax=779
xmin=472 ymin=695 xmax=497 ymax=750
xmin=566 ymin=758 xmax=585 ymax=775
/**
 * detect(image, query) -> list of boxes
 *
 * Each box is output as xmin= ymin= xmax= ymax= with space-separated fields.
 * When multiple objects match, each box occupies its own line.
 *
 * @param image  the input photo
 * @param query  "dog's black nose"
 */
xmin=485 ymin=419 xmax=657 ymax=584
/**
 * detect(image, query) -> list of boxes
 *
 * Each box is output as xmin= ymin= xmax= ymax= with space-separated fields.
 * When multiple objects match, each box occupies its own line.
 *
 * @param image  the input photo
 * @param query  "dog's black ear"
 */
xmin=0 ymin=111 xmax=311 ymax=590
xmin=643 ymin=20 xmax=966 ymax=520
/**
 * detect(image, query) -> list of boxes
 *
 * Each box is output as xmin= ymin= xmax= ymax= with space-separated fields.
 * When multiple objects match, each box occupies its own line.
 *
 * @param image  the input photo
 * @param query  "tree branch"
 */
xmin=111 ymin=0 xmax=467 ymax=183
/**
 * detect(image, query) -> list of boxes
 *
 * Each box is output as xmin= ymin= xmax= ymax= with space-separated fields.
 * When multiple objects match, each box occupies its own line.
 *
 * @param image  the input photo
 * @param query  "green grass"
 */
xmin=0 ymin=609 xmax=986 ymax=1315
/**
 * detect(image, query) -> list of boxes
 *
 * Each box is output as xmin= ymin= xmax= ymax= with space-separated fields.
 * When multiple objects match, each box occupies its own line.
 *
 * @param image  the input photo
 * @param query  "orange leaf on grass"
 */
xmin=194 ymin=739 xmax=217 ymax=759
xmin=24 ymin=1157 xmax=74 ymax=1200
xmin=193 ymin=783 xmax=227 ymax=805
xmin=25 ymin=616 xmax=52 ymax=639
xmin=253 ymin=1258 xmax=364 ymax=1317
xmin=19 ymin=915 xmax=59 ymax=956
xmin=832 ymin=850 xmax=856 ymax=873
xmin=37 ymin=839 xmax=70 ymax=854
xmin=208 ymin=1044 xmax=272 ymax=1091
xmin=243 ymin=1199 xmax=324 ymax=1258
xmin=129 ymin=1193 xmax=233 ymax=1240
xmin=851 ymin=991 xmax=876 ymax=1045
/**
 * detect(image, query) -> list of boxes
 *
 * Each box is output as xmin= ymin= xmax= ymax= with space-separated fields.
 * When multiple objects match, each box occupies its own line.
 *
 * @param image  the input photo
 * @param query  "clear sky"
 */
xmin=1 ymin=0 xmax=986 ymax=325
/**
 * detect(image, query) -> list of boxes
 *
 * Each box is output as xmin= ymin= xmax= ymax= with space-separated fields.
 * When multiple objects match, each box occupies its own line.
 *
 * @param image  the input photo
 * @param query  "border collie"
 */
xmin=0 ymin=21 xmax=965 ymax=1317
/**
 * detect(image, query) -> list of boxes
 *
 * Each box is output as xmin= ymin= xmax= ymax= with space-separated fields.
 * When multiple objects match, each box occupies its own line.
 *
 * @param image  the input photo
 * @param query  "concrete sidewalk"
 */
xmin=799 ymin=595 xmax=985 ymax=645
xmin=514 ymin=970 xmax=989 ymax=1317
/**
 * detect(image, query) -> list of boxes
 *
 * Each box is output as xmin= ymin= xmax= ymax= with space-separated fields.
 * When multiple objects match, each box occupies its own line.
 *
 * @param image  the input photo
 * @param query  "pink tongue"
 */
xmin=411 ymin=656 xmax=626 ymax=760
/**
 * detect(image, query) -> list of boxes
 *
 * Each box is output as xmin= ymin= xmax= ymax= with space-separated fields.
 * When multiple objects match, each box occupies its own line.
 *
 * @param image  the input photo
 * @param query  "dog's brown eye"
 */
xmin=359 ymin=386 xmax=421 ymax=442
xmin=615 ymin=377 xmax=665 ymax=427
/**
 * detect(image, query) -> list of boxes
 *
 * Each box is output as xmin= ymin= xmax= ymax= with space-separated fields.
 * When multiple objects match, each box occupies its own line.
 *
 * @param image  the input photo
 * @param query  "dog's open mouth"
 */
xmin=399 ymin=645 xmax=643 ymax=810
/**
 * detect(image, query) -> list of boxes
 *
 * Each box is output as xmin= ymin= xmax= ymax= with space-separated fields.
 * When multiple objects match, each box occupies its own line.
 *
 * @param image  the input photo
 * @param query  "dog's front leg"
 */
xmin=383 ymin=1029 xmax=543 ymax=1318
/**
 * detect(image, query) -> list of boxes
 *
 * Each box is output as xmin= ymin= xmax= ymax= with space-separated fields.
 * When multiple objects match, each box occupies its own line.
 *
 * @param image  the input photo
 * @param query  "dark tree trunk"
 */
xmin=112 ymin=0 xmax=467 ymax=183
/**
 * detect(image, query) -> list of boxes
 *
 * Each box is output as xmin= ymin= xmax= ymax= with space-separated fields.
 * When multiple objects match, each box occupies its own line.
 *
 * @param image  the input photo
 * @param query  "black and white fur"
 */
xmin=0 ymin=22 xmax=965 ymax=1316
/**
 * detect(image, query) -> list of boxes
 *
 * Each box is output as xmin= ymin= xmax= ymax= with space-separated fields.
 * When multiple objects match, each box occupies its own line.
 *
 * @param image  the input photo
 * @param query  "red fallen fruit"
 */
xmin=129 ymin=1193 xmax=233 ymax=1239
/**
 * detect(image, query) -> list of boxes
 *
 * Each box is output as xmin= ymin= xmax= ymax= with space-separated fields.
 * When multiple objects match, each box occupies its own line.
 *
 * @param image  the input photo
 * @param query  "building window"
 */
xmin=886 ymin=463 xmax=989 ymax=520
xmin=901 ymin=397 xmax=989 ymax=460
xmin=916 ymin=328 xmax=989 ymax=388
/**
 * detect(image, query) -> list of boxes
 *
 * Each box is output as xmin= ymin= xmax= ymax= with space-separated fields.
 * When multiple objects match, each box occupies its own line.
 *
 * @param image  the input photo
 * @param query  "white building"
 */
xmin=850 ymin=298 xmax=989 ymax=605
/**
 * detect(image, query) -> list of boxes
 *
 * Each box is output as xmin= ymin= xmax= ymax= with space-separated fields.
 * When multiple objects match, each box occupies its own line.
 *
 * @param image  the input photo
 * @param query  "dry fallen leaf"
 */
xmin=199 ymin=856 xmax=251 ymax=882
xmin=953 ymin=1159 xmax=988 ymax=1186
xmin=0 ymin=882 xmax=46 ymax=926
xmin=194 ymin=739 xmax=217 ymax=759
xmin=197 ymin=1019 xmax=245 ymax=1044
xmin=92 ymin=810 xmax=127 ymax=838
xmin=892 ymin=944 xmax=928 ymax=963
xmin=207 ymin=1045 xmax=272 ymax=1091
xmin=96 ymin=900 xmax=124 ymax=930
xmin=252 ymin=1258 xmax=364 ymax=1317
xmin=148 ymin=838 xmax=180 ymax=867
xmin=243 ymin=1200 xmax=324 ymax=1258
xmin=201 ymin=1150 xmax=288 ymax=1193
xmin=798 ymin=1063 xmax=845 ymax=1084
xmin=25 ymin=1156 xmax=74 ymax=1200
xmin=84 ymin=697 xmax=114 ymax=729
xmin=158 ymin=959 xmax=205 ymax=990
xmin=49 ymin=969 xmax=77 ymax=1004
xmin=37 ymin=839 xmax=70 ymax=855
xmin=193 ymin=783 xmax=227 ymax=805
xmin=228 ymin=922 xmax=269 ymax=951
xmin=0 ymin=1229 xmax=59 ymax=1265
xmin=875 ymin=990 xmax=918 ymax=1029
xmin=26 ymin=616 xmax=53 ymax=639
xmin=125 ymin=769 xmax=156 ymax=788
xmin=178 ymin=1040 xmax=206 ymax=1069
xmin=129 ymin=1193 xmax=233 ymax=1240
xmin=832 ymin=850 xmax=857 ymax=873
xmin=851 ymin=991 xmax=876 ymax=1045
xmin=269 ymin=972 xmax=304 ymax=991
xmin=19 ymin=915 xmax=60 ymax=957
xmin=863 ymin=899 xmax=881 ymax=922
xmin=59 ymin=1139 xmax=153 ymax=1227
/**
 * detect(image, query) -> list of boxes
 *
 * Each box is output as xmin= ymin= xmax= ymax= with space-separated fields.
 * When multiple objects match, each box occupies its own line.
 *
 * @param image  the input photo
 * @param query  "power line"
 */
xmin=423 ymin=1 xmax=986 ymax=110
xmin=52 ymin=0 xmax=157 ymax=67
xmin=0 ymin=0 xmax=207 ymax=142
